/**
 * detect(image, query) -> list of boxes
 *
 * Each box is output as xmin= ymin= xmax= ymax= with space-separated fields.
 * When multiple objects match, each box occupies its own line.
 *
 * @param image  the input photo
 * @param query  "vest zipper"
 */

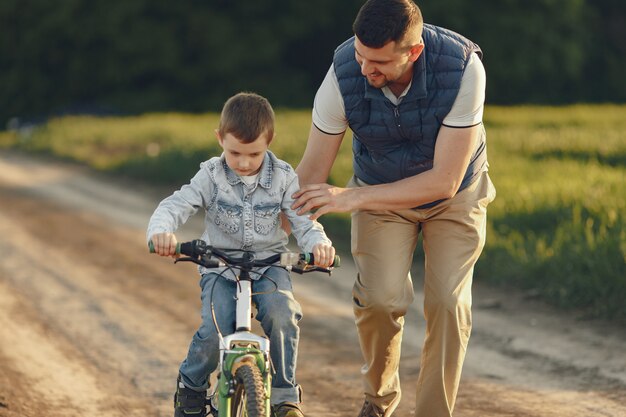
xmin=393 ymin=106 xmax=409 ymax=178
xmin=393 ymin=105 xmax=408 ymax=138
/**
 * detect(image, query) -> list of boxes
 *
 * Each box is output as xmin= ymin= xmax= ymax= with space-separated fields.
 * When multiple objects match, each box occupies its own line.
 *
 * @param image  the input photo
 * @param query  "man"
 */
xmin=291 ymin=0 xmax=496 ymax=416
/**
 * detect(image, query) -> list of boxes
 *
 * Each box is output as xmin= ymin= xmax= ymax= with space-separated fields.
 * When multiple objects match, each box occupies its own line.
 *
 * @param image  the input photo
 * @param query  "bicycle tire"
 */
xmin=230 ymin=362 xmax=266 ymax=417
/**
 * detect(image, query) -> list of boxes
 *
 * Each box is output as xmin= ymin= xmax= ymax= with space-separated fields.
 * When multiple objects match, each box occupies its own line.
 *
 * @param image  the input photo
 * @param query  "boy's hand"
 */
xmin=312 ymin=243 xmax=336 ymax=268
xmin=150 ymin=232 xmax=179 ymax=258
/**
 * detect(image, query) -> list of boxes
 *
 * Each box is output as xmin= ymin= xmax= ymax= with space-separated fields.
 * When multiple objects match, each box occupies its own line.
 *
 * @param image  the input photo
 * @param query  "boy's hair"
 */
xmin=353 ymin=0 xmax=423 ymax=50
xmin=218 ymin=92 xmax=275 ymax=143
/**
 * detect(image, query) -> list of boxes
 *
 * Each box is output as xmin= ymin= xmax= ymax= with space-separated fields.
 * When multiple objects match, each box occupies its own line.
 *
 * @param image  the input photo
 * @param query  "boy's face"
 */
xmin=217 ymin=131 xmax=271 ymax=177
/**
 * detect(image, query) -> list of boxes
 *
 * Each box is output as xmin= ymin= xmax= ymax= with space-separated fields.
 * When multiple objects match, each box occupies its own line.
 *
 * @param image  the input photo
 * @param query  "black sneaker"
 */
xmin=272 ymin=402 xmax=304 ymax=417
xmin=174 ymin=376 xmax=207 ymax=417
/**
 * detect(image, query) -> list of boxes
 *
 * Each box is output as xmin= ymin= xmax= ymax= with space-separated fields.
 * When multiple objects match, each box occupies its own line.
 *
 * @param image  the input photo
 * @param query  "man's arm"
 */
xmin=292 ymin=124 xmax=480 ymax=219
xmin=280 ymin=124 xmax=344 ymax=233
xmin=296 ymin=123 xmax=345 ymax=185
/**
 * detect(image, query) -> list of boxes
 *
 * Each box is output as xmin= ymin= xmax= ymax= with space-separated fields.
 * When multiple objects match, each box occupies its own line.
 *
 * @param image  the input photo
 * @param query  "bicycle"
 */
xmin=150 ymin=239 xmax=339 ymax=417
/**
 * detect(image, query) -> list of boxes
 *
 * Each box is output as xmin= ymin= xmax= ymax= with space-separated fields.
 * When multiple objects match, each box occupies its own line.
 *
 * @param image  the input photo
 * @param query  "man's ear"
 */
xmin=408 ymin=43 xmax=424 ymax=62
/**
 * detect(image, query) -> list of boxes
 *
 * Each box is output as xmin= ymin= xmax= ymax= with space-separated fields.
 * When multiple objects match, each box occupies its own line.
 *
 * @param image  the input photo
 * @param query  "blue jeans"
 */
xmin=179 ymin=266 xmax=303 ymax=405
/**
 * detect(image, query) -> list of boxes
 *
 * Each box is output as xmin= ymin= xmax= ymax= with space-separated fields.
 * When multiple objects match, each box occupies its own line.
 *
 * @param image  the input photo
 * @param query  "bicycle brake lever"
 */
xmin=174 ymin=256 xmax=199 ymax=264
xmin=316 ymin=267 xmax=332 ymax=276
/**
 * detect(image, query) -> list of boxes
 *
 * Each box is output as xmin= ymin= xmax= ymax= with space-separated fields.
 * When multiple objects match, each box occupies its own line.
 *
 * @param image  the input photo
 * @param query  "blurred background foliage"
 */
xmin=2 ymin=0 xmax=626 ymax=123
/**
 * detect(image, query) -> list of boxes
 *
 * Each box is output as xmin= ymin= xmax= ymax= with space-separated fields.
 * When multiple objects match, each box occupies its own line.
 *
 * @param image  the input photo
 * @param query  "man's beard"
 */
xmin=365 ymin=74 xmax=388 ymax=89
xmin=365 ymin=61 xmax=412 ymax=90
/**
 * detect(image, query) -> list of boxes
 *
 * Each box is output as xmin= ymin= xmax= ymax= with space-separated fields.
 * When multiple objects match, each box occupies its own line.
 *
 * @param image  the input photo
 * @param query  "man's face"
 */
xmin=217 ymin=131 xmax=270 ymax=177
xmin=354 ymin=37 xmax=423 ymax=89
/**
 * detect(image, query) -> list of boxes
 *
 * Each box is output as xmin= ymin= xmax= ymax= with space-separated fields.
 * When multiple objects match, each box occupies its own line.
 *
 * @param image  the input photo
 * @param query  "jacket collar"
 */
xmin=222 ymin=151 xmax=273 ymax=189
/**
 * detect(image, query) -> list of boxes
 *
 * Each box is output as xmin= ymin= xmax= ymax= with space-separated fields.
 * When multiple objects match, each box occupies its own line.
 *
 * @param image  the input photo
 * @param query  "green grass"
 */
xmin=1 ymin=105 xmax=625 ymax=321
xmin=480 ymin=105 xmax=626 ymax=320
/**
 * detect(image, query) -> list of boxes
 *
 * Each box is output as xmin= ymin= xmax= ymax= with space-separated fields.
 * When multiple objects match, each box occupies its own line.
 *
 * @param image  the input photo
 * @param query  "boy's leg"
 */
xmin=351 ymin=207 xmax=420 ymax=416
xmin=252 ymin=267 xmax=303 ymax=405
xmin=179 ymin=273 xmax=237 ymax=390
xmin=414 ymin=171 xmax=495 ymax=417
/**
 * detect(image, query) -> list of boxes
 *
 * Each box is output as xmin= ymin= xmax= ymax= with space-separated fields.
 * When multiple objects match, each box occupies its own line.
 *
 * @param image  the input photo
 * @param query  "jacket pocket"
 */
xmin=215 ymin=201 xmax=242 ymax=234
xmin=253 ymin=203 xmax=280 ymax=235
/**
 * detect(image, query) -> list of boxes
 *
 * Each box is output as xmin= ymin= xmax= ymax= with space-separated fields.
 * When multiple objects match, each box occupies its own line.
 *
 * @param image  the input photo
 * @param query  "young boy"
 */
xmin=147 ymin=92 xmax=335 ymax=417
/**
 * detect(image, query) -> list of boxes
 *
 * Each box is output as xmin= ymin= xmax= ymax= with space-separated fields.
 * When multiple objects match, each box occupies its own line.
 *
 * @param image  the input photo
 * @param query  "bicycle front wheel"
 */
xmin=231 ymin=363 xmax=266 ymax=417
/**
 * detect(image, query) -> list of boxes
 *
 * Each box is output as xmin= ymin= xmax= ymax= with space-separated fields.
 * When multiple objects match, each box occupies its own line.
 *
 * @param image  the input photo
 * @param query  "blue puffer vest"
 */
xmin=333 ymin=24 xmax=487 ymax=207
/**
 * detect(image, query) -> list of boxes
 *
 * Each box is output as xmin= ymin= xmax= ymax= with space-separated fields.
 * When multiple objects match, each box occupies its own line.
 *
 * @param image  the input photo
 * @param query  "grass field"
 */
xmin=1 ymin=105 xmax=625 ymax=321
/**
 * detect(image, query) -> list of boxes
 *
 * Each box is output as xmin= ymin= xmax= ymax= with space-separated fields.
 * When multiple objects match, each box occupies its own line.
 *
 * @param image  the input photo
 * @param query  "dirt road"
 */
xmin=1 ymin=150 xmax=625 ymax=417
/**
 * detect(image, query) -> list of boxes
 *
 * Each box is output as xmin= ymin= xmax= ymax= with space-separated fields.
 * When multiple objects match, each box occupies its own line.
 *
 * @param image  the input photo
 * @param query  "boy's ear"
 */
xmin=215 ymin=129 xmax=223 ymax=146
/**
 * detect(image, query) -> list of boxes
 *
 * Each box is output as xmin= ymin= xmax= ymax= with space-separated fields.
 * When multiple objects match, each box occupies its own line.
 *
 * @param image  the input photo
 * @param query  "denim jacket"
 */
xmin=147 ymin=150 xmax=331 ymax=279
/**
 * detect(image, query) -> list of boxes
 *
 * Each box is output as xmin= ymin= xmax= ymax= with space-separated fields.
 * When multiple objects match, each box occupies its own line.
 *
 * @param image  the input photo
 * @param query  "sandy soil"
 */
xmin=1 ymin=150 xmax=625 ymax=417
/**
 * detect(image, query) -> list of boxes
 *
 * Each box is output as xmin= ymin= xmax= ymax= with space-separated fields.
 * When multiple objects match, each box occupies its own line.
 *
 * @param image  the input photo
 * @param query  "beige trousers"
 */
xmin=350 ymin=171 xmax=496 ymax=417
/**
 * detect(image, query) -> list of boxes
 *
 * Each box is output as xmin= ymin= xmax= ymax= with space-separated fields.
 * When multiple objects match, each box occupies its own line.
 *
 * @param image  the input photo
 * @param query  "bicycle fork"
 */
xmin=211 ymin=279 xmax=272 ymax=416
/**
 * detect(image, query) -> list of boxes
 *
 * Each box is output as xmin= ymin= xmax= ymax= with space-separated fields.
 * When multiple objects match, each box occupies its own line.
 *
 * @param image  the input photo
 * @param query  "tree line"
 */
xmin=1 ymin=0 xmax=624 ymax=123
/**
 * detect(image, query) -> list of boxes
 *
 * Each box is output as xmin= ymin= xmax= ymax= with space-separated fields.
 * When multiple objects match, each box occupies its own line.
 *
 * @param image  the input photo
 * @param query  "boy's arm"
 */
xmin=281 ymin=174 xmax=333 ymax=260
xmin=147 ymin=164 xmax=214 ymax=249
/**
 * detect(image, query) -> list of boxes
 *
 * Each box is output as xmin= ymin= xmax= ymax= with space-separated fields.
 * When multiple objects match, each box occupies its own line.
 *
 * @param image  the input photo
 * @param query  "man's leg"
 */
xmin=351 ymin=208 xmax=419 ymax=416
xmin=414 ymin=172 xmax=495 ymax=417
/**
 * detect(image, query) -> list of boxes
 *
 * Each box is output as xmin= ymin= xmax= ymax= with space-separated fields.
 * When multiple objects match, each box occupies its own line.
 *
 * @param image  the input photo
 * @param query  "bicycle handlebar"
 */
xmin=148 ymin=239 xmax=340 ymax=272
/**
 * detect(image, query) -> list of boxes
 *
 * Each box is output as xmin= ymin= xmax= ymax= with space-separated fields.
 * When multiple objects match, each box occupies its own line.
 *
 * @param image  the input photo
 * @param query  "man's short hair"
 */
xmin=353 ymin=0 xmax=423 ymax=49
xmin=219 ymin=92 xmax=275 ymax=143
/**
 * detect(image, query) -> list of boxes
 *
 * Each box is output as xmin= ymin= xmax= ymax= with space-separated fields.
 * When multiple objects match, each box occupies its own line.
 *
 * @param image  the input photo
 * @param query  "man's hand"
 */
xmin=311 ymin=242 xmax=336 ymax=268
xmin=291 ymin=183 xmax=356 ymax=220
xmin=150 ymin=232 xmax=179 ymax=258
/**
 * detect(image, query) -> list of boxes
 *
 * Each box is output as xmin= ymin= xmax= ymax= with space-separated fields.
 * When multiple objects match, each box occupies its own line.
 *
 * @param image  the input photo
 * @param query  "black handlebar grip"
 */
xmin=301 ymin=253 xmax=341 ymax=267
xmin=178 ymin=242 xmax=195 ymax=256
